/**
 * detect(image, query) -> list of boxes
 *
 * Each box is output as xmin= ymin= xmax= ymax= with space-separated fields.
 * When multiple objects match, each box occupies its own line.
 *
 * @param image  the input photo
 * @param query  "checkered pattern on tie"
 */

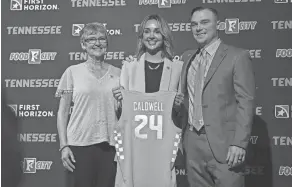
xmin=192 ymin=49 xmax=207 ymax=131
xmin=114 ymin=130 xmax=124 ymax=160
xmin=171 ymin=133 xmax=181 ymax=163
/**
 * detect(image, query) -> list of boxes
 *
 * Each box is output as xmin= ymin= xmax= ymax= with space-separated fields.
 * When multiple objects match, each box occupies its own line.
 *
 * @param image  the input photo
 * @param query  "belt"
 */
xmin=188 ymin=123 xmax=206 ymax=134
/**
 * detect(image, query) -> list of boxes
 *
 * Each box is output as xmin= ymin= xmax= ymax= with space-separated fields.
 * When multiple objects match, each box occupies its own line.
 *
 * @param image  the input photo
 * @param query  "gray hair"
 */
xmin=80 ymin=22 xmax=108 ymax=45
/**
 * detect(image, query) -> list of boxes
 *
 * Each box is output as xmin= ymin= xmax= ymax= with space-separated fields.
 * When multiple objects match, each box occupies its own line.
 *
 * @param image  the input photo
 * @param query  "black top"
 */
xmin=144 ymin=60 xmax=164 ymax=93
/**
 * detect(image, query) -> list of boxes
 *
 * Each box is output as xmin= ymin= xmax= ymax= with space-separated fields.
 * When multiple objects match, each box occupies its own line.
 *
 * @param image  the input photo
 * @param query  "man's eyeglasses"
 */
xmin=84 ymin=37 xmax=107 ymax=44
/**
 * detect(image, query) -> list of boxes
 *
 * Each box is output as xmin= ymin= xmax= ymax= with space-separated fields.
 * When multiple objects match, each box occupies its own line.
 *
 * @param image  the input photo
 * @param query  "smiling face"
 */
xmin=190 ymin=9 xmax=218 ymax=48
xmin=81 ymin=32 xmax=107 ymax=58
xmin=142 ymin=19 xmax=164 ymax=54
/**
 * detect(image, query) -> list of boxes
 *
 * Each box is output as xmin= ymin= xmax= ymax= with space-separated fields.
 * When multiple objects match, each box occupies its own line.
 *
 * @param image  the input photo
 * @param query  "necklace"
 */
xmin=148 ymin=64 xmax=161 ymax=70
xmin=147 ymin=60 xmax=163 ymax=70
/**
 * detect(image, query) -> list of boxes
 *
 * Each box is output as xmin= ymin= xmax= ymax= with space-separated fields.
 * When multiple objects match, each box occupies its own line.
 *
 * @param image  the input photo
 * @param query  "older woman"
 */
xmin=55 ymin=22 xmax=120 ymax=187
xmin=112 ymin=14 xmax=184 ymax=187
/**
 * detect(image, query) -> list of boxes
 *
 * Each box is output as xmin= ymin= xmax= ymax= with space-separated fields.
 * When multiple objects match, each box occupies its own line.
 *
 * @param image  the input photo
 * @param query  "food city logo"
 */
xmin=18 ymin=133 xmax=57 ymax=142
xmin=22 ymin=158 xmax=53 ymax=173
xmin=274 ymin=0 xmax=292 ymax=3
xmin=9 ymin=49 xmax=57 ymax=64
xmin=273 ymin=136 xmax=292 ymax=146
xmin=274 ymin=105 xmax=292 ymax=119
xmin=279 ymin=166 xmax=292 ymax=176
xmin=276 ymin=49 xmax=292 ymax=58
xmin=69 ymin=51 xmax=125 ymax=61
xmin=272 ymin=20 xmax=292 ymax=30
xmin=71 ymin=0 xmax=127 ymax=7
xmin=7 ymin=26 xmax=62 ymax=35
xmin=10 ymin=0 xmax=59 ymax=11
xmin=8 ymin=104 xmax=55 ymax=117
xmin=134 ymin=23 xmax=191 ymax=32
xmin=138 ymin=0 xmax=187 ymax=8
xmin=217 ymin=18 xmax=257 ymax=34
xmin=72 ymin=24 xmax=122 ymax=36
xmin=271 ymin=78 xmax=292 ymax=87
xmin=202 ymin=0 xmax=261 ymax=3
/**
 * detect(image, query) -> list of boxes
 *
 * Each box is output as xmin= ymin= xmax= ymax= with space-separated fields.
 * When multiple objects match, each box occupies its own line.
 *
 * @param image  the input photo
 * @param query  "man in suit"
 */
xmin=179 ymin=7 xmax=255 ymax=187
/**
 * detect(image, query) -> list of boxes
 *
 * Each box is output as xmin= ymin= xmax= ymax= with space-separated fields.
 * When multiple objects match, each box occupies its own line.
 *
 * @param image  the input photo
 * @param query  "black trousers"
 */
xmin=66 ymin=142 xmax=116 ymax=187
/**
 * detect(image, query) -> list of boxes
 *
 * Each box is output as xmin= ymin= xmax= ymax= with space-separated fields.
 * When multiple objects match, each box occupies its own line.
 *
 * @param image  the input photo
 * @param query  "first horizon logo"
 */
xmin=275 ymin=105 xmax=291 ymax=118
xmin=8 ymin=104 xmax=54 ymax=117
xmin=72 ymin=24 xmax=122 ymax=36
xmin=10 ymin=0 xmax=59 ymax=11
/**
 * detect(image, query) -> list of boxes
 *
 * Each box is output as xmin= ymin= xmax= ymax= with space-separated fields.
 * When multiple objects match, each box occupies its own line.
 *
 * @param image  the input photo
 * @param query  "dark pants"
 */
xmin=66 ymin=142 xmax=116 ymax=187
xmin=183 ymin=127 xmax=245 ymax=187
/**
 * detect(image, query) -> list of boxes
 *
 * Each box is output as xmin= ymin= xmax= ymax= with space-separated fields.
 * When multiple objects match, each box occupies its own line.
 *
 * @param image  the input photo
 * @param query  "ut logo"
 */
xmin=72 ymin=24 xmax=85 ymax=36
xmin=275 ymin=105 xmax=290 ymax=118
xmin=23 ymin=158 xmax=37 ymax=173
xmin=10 ymin=0 xmax=22 ymax=11
xmin=158 ymin=0 xmax=171 ymax=8
xmin=29 ymin=49 xmax=41 ymax=64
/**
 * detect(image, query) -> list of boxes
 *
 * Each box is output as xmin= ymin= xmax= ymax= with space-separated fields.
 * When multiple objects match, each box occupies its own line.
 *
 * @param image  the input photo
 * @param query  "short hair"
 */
xmin=135 ymin=14 xmax=174 ymax=61
xmin=191 ymin=7 xmax=219 ymax=21
xmin=79 ymin=22 xmax=108 ymax=45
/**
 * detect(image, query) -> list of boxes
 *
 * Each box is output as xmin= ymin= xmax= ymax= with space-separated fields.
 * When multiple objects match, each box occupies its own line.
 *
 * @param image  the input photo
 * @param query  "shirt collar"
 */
xmin=202 ymin=38 xmax=221 ymax=57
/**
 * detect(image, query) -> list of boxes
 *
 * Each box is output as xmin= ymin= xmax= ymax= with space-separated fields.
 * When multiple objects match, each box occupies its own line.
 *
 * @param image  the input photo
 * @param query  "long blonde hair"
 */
xmin=135 ymin=14 xmax=174 ymax=61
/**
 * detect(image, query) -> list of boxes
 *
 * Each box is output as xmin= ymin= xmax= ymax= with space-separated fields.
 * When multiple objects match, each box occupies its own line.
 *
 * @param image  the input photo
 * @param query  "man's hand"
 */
xmin=226 ymin=146 xmax=246 ymax=168
xmin=112 ymin=86 xmax=124 ymax=101
xmin=122 ymin=55 xmax=135 ymax=65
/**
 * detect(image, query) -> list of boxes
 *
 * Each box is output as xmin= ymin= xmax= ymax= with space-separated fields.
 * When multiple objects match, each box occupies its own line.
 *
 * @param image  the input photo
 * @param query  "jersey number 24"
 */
xmin=134 ymin=115 xmax=163 ymax=139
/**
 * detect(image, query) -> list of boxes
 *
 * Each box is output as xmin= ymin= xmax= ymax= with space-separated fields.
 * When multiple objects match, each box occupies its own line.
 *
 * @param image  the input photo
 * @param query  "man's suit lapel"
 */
xmin=203 ymin=43 xmax=228 ymax=90
xmin=159 ymin=58 xmax=172 ymax=91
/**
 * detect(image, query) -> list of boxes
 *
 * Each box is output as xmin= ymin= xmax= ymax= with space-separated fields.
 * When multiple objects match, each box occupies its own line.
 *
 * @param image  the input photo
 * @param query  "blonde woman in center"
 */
xmin=112 ymin=14 xmax=184 ymax=187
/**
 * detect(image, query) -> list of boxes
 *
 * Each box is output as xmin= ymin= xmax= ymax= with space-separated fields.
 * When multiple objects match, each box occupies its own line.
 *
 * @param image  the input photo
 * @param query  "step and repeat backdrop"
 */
xmin=2 ymin=0 xmax=292 ymax=187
